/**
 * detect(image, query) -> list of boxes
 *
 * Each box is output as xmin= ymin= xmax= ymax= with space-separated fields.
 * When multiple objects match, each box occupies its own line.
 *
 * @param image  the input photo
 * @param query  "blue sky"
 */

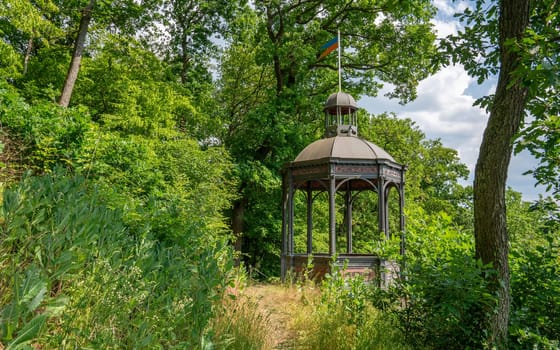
xmin=358 ymin=0 xmax=548 ymax=201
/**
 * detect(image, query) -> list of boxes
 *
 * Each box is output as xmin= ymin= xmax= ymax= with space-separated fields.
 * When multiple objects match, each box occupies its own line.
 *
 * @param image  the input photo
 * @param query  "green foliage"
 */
xmin=250 ymin=0 xmax=439 ymax=101
xmin=19 ymin=46 xmax=71 ymax=102
xmin=79 ymin=130 xmax=236 ymax=244
xmin=360 ymin=113 xmax=471 ymax=221
xmin=298 ymin=266 xmax=413 ymax=350
xmin=0 ymin=82 xmax=91 ymax=173
xmin=0 ymin=42 xmax=21 ymax=80
xmin=1 ymin=2 xmax=558 ymax=348
xmin=0 ymin=0 xmax=62 ymax=81
xmin=147 ymin=0 xmax=245 ymax=90
xmin=514 ymin=1 xmax=560 ymax=199
xmin=74 ymin=36 xmax=200 ymax=136
xmin=439 ymin=1 xmax=500 ymax=85
xmin=234 ymin=160 xmax=283 ymax=275
xmin=0 ymin=0 xmax=61 ymax=41
xmin=0 ymin=171 xmax=235 ymax=348
xmin=510 ymin=239 xmax=560 ymax=349
xmin=509 ymin=195 xmax=560 ymax=348
xmin=393 ymin=208 xmax=496 ymax=349
xmin=517 ymin=115 xmax=560 ymax=198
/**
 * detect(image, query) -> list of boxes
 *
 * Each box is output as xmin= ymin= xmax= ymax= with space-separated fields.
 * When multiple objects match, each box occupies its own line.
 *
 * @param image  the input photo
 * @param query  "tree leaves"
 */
xmin=442 ymin=0 xmax=560 ymax=201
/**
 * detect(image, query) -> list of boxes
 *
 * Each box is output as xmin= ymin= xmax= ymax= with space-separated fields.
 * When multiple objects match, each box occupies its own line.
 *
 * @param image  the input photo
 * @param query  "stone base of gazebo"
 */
xmin=285 ymin=254 xmax=399 ymax=287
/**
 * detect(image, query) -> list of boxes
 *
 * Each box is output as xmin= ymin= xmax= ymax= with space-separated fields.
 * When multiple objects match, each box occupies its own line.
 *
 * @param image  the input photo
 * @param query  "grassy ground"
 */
xmin=212 ymin=283 xmax=319 ymax=349
xmin=213 ymin=281 xmax=414 ymax=350
xmin=242 ymin=284 xmax=319 ymax=349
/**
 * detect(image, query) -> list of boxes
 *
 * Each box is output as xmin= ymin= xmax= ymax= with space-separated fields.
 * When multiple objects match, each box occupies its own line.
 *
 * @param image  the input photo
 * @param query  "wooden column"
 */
xmin=281 ymin=175 xmax=287 ymax=280
xmin=306 ymin=183 xmax=313 ymax=254
xmin=378 ymin=177 xmax=388 ymax=239
xmin=385 ymin=187 xmax=391 ymax=238
xmin=285 ymin=173 xmax=294 ymax=277
xmin=345 ymin=183 xmax=353 ymax=253
xmin=288 ymin=185 xmax=295 ymax=256
xmin=329 ymin=176 xmax=336 ymax=255
xmin=400 ymin=175 xmax=406 ymax=256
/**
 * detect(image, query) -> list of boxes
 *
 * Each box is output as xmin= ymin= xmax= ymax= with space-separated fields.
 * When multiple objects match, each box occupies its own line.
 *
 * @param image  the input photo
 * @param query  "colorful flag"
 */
xmin=318 ymin=36 xmax=339 ymax=60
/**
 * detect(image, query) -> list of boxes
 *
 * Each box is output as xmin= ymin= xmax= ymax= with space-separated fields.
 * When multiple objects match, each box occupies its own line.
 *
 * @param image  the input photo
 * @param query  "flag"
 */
xmin=318 ymin=36 xmax=338 ymax=60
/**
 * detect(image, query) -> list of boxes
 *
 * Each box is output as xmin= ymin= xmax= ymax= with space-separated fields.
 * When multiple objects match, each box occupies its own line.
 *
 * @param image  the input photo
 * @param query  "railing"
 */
xmin=289 ymin=253 xmax=383 ymax=282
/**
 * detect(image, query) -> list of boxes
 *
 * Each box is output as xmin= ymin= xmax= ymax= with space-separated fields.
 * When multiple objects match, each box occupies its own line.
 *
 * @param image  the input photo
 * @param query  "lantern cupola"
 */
xmin=324 ymin=91 xmax=358 ymax=137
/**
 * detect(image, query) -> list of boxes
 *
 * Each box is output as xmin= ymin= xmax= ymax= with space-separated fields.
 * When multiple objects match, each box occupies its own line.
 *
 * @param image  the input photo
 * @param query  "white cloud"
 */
xmin=431 ymin=18 xmax=458 ymax=37
xmin=360 ymin=65 xmax=487 ymax=175
xmin=432 ymin=0 xmax=457 ymax=16
xmin=431 ymin=1 xmax=469 ymax=38
xmin=358 ymin=63 xmax=547 ymax=200
xmin=433 ymin=0 xmax=469 ymax=17
xmin=355 ymin=1 xmax=550 ymax=201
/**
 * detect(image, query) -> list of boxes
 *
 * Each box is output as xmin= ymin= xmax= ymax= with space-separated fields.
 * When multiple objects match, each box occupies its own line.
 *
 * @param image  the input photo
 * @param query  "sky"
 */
xmin=358 ymin=0 xmax=548 ymax=202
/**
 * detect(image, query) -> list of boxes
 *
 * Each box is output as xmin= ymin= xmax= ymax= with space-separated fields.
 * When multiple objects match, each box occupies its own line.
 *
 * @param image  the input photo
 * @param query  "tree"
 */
xmin=145 ymin=0 xmax=244 ymax=88
xmin=49 ymin=0 xmax=153 ymax=107
xmin=473 ymin=1 xmax=529 ymax=345
xmin=218 ymin=0 xmax=440 ymax=272
xmin=58 ymin=0 xmax=95 ymax=107
xmin=360 ymin=113 xmax=471 ymax=221
xmin=515 ymin=0 xmax=560 ymax=199
xmin=0 ymin=0 xmax=61 ymax=79
xmin=440 ymin=0 xmax=560 ymax=346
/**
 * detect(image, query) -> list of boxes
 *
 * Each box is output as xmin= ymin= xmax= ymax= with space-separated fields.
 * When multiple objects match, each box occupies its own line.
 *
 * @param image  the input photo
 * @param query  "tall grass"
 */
xmin=294 ymin=271 xmax=414 ymax=350
xmin=211 ymin=292 xmax=275 ymax=350
xmin=0 ymin=172 xmax=233 ymax=349
xmin=297 ymin=303 xmax=412 ymax=350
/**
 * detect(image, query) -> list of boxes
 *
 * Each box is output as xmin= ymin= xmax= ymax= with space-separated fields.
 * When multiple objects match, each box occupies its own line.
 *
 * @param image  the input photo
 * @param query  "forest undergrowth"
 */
xmin=0 ymin=169 xmax=558 ymax=349
xmin=1 ymin=2 xmax=559 ymax=347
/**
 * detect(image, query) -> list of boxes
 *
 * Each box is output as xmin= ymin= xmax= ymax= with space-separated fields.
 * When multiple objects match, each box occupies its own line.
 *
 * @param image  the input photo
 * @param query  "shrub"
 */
xmin=393 ymin=208 xmax=496 ymax=349
xmin=0 ymin=83 xmax=91 ymax=174
xmin=510 ymin=232 xmax=560 ymax=348
xmin=297 ymin=266 xmax=413 ymax=350
xmin=0 ymin=171 xmax=233 ymax=348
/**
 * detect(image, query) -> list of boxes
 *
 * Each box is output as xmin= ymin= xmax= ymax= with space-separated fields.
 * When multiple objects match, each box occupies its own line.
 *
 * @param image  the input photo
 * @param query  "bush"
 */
xmin=510 ymin=234 xmax=560 ymax=348
xmin=392 ymin=209 xmax=496 ymax=349
xmin=506 ymin=195 xmax=560 ymax=348
xmin=297 ymin=266 xmax=413 ymax=350
xmin=0 ymin=83 xmax=91 ymax=174
xmin=0 ymin=171 xmax=233 ymax=348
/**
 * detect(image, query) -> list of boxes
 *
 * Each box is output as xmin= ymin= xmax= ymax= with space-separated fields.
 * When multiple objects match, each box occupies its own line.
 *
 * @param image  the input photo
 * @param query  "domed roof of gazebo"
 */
xmin=324 ymin=92 xmax=357 ymax=114
xmin=294 ymin=136 xmax=395 ymax=163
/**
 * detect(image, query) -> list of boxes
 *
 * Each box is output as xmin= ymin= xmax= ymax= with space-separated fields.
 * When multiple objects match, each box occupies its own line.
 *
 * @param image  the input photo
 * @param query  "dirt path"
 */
xmin=242 ymin=284 xmax=317 ymax=349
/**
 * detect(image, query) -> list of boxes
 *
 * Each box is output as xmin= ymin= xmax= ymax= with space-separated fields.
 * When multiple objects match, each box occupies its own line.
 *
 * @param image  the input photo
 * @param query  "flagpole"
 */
xmin=337 ymin=29 xmax=341 ymax=92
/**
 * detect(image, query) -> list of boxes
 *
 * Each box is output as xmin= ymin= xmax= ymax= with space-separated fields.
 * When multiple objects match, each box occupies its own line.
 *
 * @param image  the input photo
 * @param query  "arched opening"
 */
xmin=351 ymin=190 xmax=380 ymax=254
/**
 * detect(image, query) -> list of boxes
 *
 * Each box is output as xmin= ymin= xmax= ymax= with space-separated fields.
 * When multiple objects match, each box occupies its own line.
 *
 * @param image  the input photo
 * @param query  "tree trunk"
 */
xmin=23 ymin=37 xmax=34 ymax=75
xmin=265 ymin=3 xmax=284 ymax=95
xmin=231 ymin=197 xmax=246 ymax=266
xmin=180 ymin=30 xmax=189 ymax=84
xmin=58 ymin=0 xmax=95 ymax=107
xmin=473 ymin=0 xmax=529 ymax=348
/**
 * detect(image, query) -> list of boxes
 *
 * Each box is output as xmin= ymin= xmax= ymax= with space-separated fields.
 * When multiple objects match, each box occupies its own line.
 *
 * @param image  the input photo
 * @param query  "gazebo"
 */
xmin=281 ymin=91 xmax=406 ymax=284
